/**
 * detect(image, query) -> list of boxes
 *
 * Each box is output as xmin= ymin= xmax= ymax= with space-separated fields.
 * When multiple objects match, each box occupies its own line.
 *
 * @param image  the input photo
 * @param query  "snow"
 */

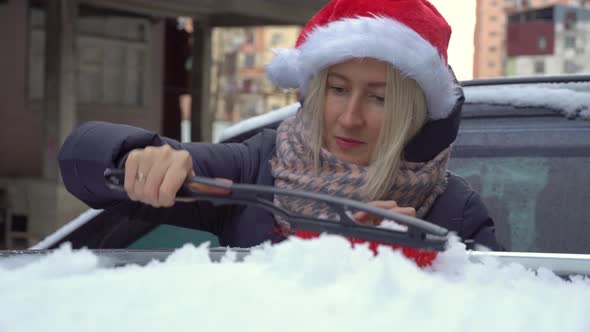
xmin=216 ymin=103 xmax=299 ymax=142
xmin=2 ymin=236 xmax=590 ymax=332
xmin=378 ymin=220 xmax=408 ymax=232
xmin=216 ymin=83 xmax=590 ymax=145
xmin=464 ymin=85 xmax=590 ymax=120
xmin=30 ymin=209 xmax=103 ymax=250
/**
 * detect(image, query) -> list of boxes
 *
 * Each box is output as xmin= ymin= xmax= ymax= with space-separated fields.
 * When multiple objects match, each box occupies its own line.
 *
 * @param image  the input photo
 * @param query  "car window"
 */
xmin=127 ymin=225 xmax=219 ymax=249
xmin=450 ymin=156 xmax=590 ymax=253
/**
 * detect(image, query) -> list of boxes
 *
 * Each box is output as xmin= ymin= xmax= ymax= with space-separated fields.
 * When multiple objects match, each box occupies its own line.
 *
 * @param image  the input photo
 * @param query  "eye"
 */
xmin=329 ymin=86 xmax=348 ymax=95
xmin=370 ymin=95 xmax=385 ymax=104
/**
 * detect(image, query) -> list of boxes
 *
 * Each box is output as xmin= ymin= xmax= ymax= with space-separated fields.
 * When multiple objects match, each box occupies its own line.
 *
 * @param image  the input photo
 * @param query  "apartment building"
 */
xmin=473 ymin=0 xmax=586 ymax=78
xmin=505 ymin=5 xmax=590 ymax=75
xmin=210 ymin=26 xmax=301 ymax=125
xmin=178 ymin=26 xmax=303 ymax=143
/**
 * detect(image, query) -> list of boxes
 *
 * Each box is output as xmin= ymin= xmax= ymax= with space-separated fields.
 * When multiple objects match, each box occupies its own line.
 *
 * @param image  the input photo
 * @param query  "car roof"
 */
xmin=218 ymin=75 xmax=590 ymax=144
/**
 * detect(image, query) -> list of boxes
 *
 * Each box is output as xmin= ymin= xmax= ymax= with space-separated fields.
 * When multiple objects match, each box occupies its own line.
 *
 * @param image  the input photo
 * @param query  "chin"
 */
xmin=337 ymin=153 xmax=367 ymax=166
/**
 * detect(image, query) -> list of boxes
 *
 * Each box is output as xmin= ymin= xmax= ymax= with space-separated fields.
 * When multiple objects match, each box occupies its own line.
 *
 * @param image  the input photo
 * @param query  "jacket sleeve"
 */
xmin=461 ymin=191 xmax=504 ymax=251
xmin=58 ymin=121 xmax=268 ymax=235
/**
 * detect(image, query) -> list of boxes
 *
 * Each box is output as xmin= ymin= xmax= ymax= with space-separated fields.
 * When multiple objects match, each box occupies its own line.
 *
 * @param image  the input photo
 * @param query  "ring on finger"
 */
xmin=136 ymin=171 xmax=146 ymax=183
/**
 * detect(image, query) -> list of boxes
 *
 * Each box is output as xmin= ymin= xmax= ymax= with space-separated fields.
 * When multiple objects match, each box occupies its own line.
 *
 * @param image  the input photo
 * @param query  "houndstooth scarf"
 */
xmin=270 ymin=111 xmax=451 ymax=221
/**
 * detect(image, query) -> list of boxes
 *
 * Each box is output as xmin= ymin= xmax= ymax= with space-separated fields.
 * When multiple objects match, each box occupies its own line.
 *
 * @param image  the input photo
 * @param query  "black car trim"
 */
xmin=461 ymin=75 xmax=590 ymax=86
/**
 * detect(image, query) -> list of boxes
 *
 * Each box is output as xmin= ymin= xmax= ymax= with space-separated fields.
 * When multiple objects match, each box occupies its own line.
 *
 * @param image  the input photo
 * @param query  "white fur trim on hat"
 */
xmin=265 ymin=16 xmax=460 ymax=120
xmin=266 ymin=48 xmax=302 ymax=88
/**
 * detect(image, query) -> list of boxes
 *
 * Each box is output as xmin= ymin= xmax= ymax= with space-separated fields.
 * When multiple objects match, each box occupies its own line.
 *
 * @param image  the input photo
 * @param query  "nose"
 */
xmin=338 ymin=93 xmax=364 ymax=128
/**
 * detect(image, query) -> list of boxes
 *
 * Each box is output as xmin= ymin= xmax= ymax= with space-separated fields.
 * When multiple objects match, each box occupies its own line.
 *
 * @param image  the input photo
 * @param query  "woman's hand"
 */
xmin=352 ymin=200 xmax=416 ymax=226
xmin=124 ymin=145 xmax=230 ymax=208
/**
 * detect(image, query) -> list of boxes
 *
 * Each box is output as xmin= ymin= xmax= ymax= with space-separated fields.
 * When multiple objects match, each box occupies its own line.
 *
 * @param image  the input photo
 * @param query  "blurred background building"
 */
xmin=193 ymin=25 xmax=301 ymax=143
xmin=0 ymin=0 xmax=323 ymax=249
xmin=506 ymin=4 xmax=590 ymax=75
xmin=474 ymin=0 xmax=590 ymax=78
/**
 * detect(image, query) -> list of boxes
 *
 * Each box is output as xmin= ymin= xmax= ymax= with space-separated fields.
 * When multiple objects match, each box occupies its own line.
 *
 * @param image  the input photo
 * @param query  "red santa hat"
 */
xmin=265 ymin=0 xmax=459 ymax=120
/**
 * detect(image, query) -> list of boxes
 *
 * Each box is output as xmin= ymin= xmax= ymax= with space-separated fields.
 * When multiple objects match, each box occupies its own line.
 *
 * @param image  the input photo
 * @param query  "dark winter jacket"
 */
xmin=58 ymin=120 xmax=502 ymax=251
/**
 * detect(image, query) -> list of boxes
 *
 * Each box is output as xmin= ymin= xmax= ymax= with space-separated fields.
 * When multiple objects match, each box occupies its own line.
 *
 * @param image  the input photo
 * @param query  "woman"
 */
xmin=58 ymin=0 xmax=502 ymax=251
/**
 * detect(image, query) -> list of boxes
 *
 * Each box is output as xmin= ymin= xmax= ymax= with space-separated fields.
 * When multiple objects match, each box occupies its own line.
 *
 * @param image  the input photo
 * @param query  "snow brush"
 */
xmin=104 ymin=168 xmax=450 ymax=267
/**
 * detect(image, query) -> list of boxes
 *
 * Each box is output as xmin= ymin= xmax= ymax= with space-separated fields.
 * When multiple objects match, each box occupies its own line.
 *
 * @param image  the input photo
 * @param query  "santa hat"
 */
xmin=265 ymin=0 xmax=459 ymax=120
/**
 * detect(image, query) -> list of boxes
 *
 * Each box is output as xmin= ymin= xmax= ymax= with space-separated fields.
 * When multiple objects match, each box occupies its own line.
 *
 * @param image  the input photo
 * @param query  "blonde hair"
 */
xmin=303 ymin=64 xmax=428 ymax=200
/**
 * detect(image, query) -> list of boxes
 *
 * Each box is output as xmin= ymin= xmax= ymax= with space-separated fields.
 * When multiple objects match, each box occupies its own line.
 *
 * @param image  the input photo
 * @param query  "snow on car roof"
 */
xmin=216 ymin=102 xmax=300 ymax=142
xmin=2 ymin=236 xmax=589 ymax=331
xmin=464 ymin=84 xmax=590 ymax=120
xmin=218 ymin=82 xmax=590 ymax=142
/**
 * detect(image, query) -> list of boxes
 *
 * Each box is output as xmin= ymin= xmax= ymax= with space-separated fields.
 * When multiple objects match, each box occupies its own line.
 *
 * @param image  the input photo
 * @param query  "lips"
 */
xmin=335 ymin=136 xmax=365 ymax=149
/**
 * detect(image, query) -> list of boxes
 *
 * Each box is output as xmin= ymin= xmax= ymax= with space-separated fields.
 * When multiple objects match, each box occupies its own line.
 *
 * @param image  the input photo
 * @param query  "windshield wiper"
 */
xmin=104 ymin=168 xmax=450 ymax=251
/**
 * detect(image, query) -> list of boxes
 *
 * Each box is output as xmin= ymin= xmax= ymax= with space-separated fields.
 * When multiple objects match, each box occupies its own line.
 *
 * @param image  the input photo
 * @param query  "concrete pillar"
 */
xmin=43 ymin=0 xmax=78 ymax=180
xmin=42 ymin=0 xmax=87 ymax=239
xmin=0 ymin=0 xmax=39 ymax=176
xmin=190 ymin=18 xmax=213 ymax=143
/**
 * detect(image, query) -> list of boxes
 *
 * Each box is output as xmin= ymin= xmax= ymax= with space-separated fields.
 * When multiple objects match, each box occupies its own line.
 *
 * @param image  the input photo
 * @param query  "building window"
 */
xmin=242 ymin=79 xmax=253 ymax=93
xmin=245 ymin=29 xmax=255 ymax=44
xmin=537 ymin=36 xmax=547 ymax=50
xmin=489 ymin=31 xmax=499 ymax=37
xmin=564 ymin=35 xmax=576 ymax=49
xmin=489 ymin=46 xmax=498 ymax=52
xmin=564 ymin=60 xmax=579 ymax=74
xmin=505 ymin=0 xmax=530 ymax=7
xmin=490 ymin=15 xmax=498 ymax=21
xmin=565 ymin=12 xmax=577 ymax=30
xmin=270 ymin=32 xmax=284 ymax=47
xmin=244 ymin=53 xmax=256 ymax=67
xmin=488 ymin=61 xmax=496 ymax=68
xmin=534 ymin=60 xmax=545 ymax=74
xmin=28 ymin=8 xmax=149 ymax=107
xmin=77 ymin=19 xmax=148 ymax=107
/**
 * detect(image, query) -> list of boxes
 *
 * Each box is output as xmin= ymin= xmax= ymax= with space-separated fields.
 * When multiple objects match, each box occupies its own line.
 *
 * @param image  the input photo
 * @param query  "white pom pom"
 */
xmin=265 ymin=48 xmax=302 ymax=89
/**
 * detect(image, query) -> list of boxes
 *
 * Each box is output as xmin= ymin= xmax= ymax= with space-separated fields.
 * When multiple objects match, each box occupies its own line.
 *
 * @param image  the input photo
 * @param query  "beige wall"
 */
xmin=0 ymin=0 xmax=43 ymax=177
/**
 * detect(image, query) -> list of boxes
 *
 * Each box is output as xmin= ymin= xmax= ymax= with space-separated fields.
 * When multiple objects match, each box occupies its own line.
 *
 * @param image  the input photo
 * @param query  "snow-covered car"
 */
xmin=221 ymin=75 xmax=590 ymax=253
xmin=15 ymin=75 xmax=589 ymax=256
xmin=1 ymin=76 xmax=590 ymax=332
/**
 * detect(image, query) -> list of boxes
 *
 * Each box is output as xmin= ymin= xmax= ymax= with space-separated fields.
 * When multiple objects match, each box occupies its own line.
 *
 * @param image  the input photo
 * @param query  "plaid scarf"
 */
xmin=270 ymin=111 xmax=451 ymax=221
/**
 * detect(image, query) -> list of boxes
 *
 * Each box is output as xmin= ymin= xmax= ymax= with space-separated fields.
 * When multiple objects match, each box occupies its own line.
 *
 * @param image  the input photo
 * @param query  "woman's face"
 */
xmin=323 ymin=58 xmax=387 ymax=165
